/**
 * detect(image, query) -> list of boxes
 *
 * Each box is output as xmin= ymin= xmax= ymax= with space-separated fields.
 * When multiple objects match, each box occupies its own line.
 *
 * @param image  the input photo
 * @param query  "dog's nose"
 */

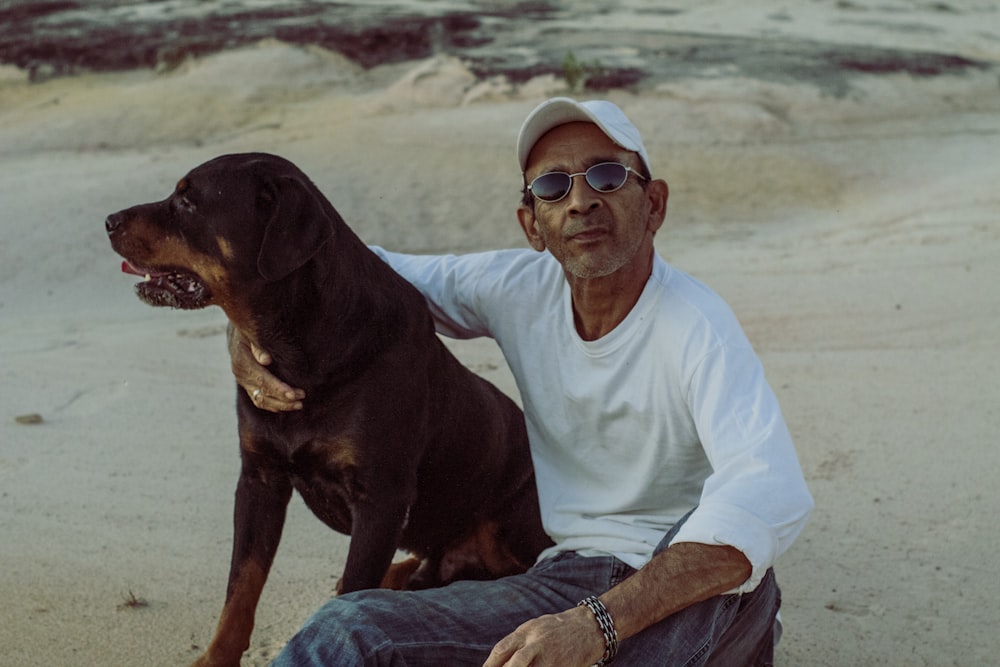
xmin=105 ymin=212 xmax=123 ymax=234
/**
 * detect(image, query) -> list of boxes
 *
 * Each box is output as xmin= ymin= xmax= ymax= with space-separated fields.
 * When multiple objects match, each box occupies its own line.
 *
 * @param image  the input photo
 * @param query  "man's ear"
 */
xmin=256 ymin=175 xmax=334 ymax=281
xmin=517 ymin=204 xmax=546 ymax=252
xmin=646 ymin=179 xmax=669 ymax=236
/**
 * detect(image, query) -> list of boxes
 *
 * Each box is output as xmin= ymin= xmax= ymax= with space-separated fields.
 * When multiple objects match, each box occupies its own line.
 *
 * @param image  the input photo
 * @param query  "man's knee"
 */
xmin=707 ymin=569 xmax=781 ymax=666
xmin=273 ymin=594 xmax=396 ymax=667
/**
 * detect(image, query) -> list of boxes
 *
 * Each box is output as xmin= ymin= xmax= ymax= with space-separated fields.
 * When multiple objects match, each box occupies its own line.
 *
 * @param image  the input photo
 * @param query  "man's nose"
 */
xmin=565 ymin=174 xmax=601 ymax=214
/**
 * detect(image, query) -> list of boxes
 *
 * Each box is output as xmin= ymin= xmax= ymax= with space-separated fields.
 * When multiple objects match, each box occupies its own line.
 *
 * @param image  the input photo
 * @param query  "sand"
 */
xmin=2 ymin=3 xmax=999 ymax=665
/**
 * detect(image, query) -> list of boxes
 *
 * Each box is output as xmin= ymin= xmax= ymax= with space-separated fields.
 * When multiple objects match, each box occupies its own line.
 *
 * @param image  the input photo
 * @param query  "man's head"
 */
xmin=515 ymin=98 xmax=667 ymax=281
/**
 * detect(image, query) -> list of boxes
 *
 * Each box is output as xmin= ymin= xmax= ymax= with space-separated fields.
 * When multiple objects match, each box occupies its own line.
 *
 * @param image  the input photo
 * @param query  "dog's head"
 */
xmin=106 ymin=153 xmax=335 ymax=311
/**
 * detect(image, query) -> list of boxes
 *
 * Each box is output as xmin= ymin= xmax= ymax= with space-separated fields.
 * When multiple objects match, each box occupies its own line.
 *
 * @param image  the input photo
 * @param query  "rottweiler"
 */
xmin=105 ymin=153 xmax=552 ymax=667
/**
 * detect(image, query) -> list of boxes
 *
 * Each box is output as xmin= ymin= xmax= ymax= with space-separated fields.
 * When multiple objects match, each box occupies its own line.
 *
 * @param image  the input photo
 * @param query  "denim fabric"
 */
xmin=272 ymin=515 xmax=780 ymax=666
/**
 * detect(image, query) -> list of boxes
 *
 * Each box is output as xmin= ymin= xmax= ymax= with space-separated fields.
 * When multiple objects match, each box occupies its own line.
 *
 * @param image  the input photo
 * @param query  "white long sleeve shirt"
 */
xmin=374 ymin=247 xmax=813 ymax=592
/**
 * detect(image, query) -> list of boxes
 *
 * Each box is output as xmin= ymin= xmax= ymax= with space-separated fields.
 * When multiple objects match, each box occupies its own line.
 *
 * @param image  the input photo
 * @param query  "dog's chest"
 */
xmin=284 ymin=434 xmax=362 ymax=536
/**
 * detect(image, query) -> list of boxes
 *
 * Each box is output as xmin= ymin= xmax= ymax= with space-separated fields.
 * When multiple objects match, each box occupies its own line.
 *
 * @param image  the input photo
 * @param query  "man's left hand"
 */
xmin=482 ymin=606 xmax=605 ymax=667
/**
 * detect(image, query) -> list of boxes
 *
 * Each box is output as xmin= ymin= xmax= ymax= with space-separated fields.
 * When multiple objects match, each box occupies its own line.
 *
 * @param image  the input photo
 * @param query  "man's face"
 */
xmin=518 ymin=122 xmax=664 ymax=280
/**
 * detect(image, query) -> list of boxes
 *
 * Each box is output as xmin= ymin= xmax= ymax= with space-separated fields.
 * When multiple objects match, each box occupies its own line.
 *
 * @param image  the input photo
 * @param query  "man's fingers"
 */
xmin=482 ymin=638 xmax=516 ymax=667
xmin=244 ymin=368 xmax=305 ymax=412
xmin=249 ymin=369 xmax=305 ymax=404
xmin=483 ymin=611 xmax=602 ymax=667
xmin=483 ymin=632 xmax=531 ymax=667
xmin=248 ymin=384 xmax=303 ymax=412
xmin=249 ymin=341 xmax=273 ymax=366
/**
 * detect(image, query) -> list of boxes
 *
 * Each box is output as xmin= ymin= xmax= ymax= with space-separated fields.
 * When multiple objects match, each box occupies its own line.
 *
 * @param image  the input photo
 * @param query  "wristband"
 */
xmin=578 ymin=595 xmax=618 ymax=665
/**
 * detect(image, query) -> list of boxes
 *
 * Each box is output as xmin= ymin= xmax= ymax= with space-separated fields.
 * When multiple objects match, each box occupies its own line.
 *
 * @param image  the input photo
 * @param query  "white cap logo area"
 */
xmin=516 ymin=97 xmax=652 ymax=177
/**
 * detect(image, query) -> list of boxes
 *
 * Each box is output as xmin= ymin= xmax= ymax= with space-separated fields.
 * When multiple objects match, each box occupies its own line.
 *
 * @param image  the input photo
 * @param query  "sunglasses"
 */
xmin=526 ymin=161 xmax=647 ymax=203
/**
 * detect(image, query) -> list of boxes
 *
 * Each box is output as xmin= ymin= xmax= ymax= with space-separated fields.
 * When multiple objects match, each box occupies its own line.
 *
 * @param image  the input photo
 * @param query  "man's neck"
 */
xmin=567 ymin=250 xmax=654 ymax=341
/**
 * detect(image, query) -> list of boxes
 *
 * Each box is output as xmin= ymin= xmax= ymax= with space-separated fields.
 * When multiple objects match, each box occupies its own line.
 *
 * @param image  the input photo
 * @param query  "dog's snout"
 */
xmin=105 ymin=212 xmax=124 ymax=234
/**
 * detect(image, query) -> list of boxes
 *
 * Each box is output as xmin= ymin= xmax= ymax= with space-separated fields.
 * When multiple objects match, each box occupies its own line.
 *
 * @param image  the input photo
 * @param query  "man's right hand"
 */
xmin=228 ymin=325 xmax=305 ymax=412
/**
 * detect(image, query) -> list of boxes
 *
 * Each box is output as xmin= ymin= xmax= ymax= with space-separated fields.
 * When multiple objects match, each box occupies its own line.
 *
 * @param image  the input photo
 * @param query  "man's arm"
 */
xmin=483 ymin=542 xmax=750 ymax=667
xmin=227 ymin=250 xmax=496 ymax=410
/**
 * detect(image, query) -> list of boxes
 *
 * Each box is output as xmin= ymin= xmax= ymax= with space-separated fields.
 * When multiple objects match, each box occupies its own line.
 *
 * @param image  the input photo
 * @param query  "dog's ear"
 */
xmin=256 ymin=175 xmax=334 ymax=282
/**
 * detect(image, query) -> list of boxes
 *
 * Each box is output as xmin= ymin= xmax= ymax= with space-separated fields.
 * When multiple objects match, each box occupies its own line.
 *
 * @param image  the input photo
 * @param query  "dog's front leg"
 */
xmin=192 ymin=465 xmax=293 ymax=667
xmin=337 ymin=497 xmax=410 ymax=595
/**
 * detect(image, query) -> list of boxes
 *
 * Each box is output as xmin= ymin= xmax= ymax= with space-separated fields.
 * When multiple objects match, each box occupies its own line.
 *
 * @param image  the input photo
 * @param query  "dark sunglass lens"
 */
xmin=587 ymin=163 xmax=628 ymax=192
xmin=531 ymin=173 xmax=572 ymax=201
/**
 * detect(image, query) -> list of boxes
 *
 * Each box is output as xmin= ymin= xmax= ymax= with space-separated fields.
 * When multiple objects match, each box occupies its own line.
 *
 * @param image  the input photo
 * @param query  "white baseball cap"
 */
xmin=516 ymin=97 xmax=652 ymax=176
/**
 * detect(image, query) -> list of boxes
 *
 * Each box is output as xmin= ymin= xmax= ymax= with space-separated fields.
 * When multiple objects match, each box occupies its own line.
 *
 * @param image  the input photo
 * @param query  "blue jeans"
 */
xmin=272 ymin=522 xmax=780 ymax=666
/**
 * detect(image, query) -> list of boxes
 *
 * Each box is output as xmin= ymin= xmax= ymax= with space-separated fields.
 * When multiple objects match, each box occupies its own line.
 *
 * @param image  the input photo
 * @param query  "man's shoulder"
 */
xmin=464 ymin=247 xmax=561 ymax=282
xmin=653 ymin=255 xmax=725 ymax=308
xmin=651 ymin=254 xmax=744 ymax=339
xmin=475 ymin=246 xmax=554 ymax=266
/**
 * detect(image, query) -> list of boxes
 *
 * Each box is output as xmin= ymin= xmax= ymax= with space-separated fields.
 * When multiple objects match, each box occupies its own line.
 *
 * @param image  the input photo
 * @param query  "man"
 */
xmin=230 ymin=97 xmax=813 ymax=666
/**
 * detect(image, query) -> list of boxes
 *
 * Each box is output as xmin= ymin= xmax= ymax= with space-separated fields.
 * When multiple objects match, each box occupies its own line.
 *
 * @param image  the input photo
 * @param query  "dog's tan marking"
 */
xmin=475 ymin=519 xmax=532 ymax=573
xmin=221 ymin=301 xmax=258 ymax=340
xmin=438 ymin=519 xmax=532 ymax=584
xmin=238 ymin=424 xmax=263 ymax=455
xmin=323 ymin=436 xmax=360 ymax=470
xmin=194 ymin=559 xmax=268 ymax=666
xmin=152 ymin=236 xmax=228 ymax=286
xmin=217 ymin=237 xmax=235 ymax=262
xmin=380 ymin=557 xmax=422 ymax=590
xmin=122 ymin=217 xmax=229 ymax=289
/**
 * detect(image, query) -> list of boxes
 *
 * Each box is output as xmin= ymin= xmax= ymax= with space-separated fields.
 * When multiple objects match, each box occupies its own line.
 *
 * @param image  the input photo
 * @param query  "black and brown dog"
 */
xmin=106 ymin=153 xmax=552 ymax=667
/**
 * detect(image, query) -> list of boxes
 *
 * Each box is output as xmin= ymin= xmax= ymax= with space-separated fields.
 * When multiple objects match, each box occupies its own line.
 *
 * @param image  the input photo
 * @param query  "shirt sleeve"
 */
xmin=669 ymin=339 xmax=814 ymax=593
xmin=369 ymin=246 xmax=492 ymax=339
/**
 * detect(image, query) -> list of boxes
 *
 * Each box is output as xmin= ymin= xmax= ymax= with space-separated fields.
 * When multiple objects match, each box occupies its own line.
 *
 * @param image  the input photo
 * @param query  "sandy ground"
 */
xmin=2 ymin=3 xmax=999 ymax=665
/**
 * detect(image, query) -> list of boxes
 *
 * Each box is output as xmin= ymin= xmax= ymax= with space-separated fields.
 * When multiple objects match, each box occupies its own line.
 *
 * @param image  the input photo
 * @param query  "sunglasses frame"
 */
xmin=526 ymin=161 xmax=647 ymax=203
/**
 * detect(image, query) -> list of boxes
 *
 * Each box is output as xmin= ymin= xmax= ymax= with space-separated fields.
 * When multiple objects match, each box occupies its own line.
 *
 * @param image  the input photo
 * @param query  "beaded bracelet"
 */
xmin=578 ymin=595 xmax=619 ymax=666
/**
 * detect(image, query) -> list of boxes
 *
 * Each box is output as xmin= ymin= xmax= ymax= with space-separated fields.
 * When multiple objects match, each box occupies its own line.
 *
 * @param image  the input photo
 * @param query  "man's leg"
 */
xmin=271 ymin=555 xmax=778 ymax=667
xmin=613 ymin=567 xmax=780 ymax=666
xmin=271 ymin=551 xmax=629 ymax=667
xmin=272 ymin=502 xmax=779 ymax=667
xmin=706 ymin=569 xmax=781 ymax=666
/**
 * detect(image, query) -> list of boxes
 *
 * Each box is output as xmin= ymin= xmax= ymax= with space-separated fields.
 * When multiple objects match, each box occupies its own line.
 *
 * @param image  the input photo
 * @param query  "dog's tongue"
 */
xmin=121 ymin=260 xmax=156 ymax=277
xmin=121 ymin=260 xmax=142 ymax=276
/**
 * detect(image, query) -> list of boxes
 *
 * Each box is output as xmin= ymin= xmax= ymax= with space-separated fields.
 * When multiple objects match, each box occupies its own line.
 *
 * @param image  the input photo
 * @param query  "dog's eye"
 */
xmin=174 ymin=195 xmax=196 ymax=214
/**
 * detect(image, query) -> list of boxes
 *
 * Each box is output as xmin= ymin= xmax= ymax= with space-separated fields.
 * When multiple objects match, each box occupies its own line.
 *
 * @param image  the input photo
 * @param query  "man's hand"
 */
xmin=482 ymin=606 xmax=606 ymax=667
xmin=227 ymin=325 xmax=305 ymax=412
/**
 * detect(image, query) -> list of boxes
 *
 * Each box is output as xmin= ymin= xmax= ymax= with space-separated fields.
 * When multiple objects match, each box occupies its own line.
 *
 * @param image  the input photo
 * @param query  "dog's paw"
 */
xmin=380 ymin=557 xmax=422 ymax=590
xmin=188 ymin=648 xmax=242 ymax=667
xmin=242 ymin=643 xmax=287 ymax=666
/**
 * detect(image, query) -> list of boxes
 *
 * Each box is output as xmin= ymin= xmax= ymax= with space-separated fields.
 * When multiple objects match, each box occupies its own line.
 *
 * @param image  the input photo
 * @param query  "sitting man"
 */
xmin=230 ymin=97 xmax=814 ymax=666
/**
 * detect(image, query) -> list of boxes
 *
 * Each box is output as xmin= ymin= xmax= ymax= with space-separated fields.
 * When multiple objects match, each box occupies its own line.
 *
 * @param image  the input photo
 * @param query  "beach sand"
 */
xmin=2 ymin=3 xmax=999 ymax=665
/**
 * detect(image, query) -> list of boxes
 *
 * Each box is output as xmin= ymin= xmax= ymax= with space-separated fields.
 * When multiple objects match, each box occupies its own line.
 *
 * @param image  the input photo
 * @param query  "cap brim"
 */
xmin=516 ymin=97 xmax=652 ymax=176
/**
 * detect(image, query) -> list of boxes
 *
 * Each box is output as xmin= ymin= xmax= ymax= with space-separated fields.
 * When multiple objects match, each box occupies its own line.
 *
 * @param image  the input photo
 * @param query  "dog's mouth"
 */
xmin=121 ymin=260 xmax=211 ymax=310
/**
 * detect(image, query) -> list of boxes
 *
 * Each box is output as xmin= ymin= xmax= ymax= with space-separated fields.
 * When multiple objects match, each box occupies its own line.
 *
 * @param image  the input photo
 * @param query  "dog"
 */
xmin=105 ymin=153 xmax=553 ymax=667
